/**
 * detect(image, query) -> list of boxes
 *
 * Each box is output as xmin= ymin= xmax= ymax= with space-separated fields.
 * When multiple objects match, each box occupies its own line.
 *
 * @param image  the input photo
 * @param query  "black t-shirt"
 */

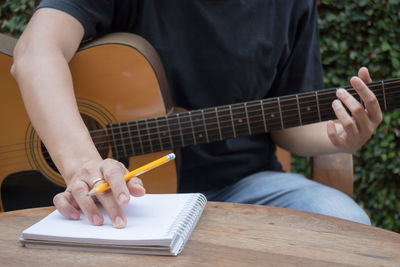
xmin=37 ymin=0 xmax=324 ymax=193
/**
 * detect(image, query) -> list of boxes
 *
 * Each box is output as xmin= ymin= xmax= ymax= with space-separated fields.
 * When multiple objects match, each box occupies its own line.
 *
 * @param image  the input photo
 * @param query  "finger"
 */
xmin=88 ymin=167 xmax=127 ymax=228
xmin=336 ymin=88 xmax=370 ymax=136
xmin=358 ymin=67 xmax=372 ymax=83
xmin=53 ymin=191 xmax=80 ymax=220
xmin=96 ymin=192 xmax=127 ymax=228
xmin=127 ymin=177 xmax=146 ymax=197
xmin=70 ymin=179 xmax=104 ymax=226
xmin=332 ymin=98 xmax=358 ymax=140
xmin=350 ymin=76 xmax=382 ymax=125
xmin=100 ymin=158 xmax=130 ymax=206
xmin=326 ymin=120 xmax=346 ymax=148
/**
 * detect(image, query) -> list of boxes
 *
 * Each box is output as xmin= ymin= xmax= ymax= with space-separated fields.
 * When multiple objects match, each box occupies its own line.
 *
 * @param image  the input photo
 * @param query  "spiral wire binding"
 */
xmin=166 ymin=193 xmax=207 ymax=254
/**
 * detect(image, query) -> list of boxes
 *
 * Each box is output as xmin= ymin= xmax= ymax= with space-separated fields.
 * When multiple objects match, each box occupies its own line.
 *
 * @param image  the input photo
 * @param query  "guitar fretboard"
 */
xmin=107 ymin=79 xmax=400 ymax=159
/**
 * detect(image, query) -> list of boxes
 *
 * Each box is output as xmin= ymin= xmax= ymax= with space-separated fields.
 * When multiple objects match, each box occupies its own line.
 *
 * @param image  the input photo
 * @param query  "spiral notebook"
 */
xmin=20 ymin=193 xmax=207 ymax=256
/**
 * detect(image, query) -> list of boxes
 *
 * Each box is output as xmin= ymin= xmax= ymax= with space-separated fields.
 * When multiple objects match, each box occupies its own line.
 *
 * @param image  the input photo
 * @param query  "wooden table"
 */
xmin=0 ymin=202 xmax=399 ymax=266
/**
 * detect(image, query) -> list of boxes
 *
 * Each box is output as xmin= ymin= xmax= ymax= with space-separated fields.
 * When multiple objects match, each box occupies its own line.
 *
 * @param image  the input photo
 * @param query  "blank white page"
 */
xmin=22 ymin=194 xmax=197 ymax=246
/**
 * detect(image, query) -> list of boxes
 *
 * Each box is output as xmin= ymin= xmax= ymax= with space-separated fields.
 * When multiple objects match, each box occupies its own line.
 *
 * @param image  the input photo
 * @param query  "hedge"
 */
xmin=1 ymin=0 xmax=399 ymax=232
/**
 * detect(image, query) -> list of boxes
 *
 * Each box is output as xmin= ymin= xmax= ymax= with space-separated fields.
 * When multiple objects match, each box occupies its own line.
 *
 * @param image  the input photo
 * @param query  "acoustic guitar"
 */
xmin=0 ymin=32 xmax=399 ymax=211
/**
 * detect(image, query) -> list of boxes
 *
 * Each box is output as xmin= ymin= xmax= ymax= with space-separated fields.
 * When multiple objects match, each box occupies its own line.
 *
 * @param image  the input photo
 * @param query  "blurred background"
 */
xmin=1 ymin=0 xmax=399 ymax=232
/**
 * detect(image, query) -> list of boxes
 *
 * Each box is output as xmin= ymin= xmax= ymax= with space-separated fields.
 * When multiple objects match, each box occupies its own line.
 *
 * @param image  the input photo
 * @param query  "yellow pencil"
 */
xmin=86 ymin=153 xmax=175 ymax=196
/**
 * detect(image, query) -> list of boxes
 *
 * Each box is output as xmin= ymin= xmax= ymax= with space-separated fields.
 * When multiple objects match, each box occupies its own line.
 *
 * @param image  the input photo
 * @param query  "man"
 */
xmin=11 ymin=0 xmax=381 ymax=228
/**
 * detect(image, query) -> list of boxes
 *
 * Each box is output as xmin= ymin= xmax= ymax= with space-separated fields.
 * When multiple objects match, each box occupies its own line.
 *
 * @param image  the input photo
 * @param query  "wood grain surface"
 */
xmin=0 ymin=202 xmax=399 ymax=266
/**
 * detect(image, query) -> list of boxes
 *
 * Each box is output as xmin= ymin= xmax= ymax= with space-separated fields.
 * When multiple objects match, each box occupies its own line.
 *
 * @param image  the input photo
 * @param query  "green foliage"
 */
xmin=1 ymin=0 xmax=399 ymax=232
xmin=354 ymin=110 xmax=400 ymax=231
xmin=0 ymin=0 xmax=38 ymax=36
xmin=315 ymin=0 xmax=400 ymax=232
xmin=318 ymin=0 xmax=400 ymax=84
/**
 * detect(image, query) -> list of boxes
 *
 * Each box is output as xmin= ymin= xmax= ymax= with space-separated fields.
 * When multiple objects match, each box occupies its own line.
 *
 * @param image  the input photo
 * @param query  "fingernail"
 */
xmin=333 ymin=99 xmax=340 ymax=107
xmin=113 ymin=216 xmax=125 ymax=228
xmin=92 ymin=214 xmax=102 ymax=225
xmin=353 ymin=76 xmax=361 ymax=83
xmin=119 ymin=193 xmax=129 ymax=203
xmin=134 ymin=183 xmax=146 ymax=194
xmin=337 ymin=88 xmax=345 ymax=97
xmin=134 ymin=183 xmax=145 ymax=189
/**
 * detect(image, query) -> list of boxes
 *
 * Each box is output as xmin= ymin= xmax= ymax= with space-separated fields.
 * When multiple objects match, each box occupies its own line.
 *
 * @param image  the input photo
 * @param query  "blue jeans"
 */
xmin=204 ymin=171 xmax=371 ymax=225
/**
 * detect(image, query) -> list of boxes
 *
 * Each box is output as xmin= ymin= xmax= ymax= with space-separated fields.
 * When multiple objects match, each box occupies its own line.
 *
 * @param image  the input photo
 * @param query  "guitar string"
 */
xmin=2 ymin=94 xmax=400 ymax=167
xmin=75 ymin=81 xmax=400 ymax=137
xmin=1 ymin=86 xmax=399 ymax=158
xmin=0 ymin=83 xmax=399 ymax=160
xmin=77 ymin=80 xmax=400 ymax=136
xmin=0 ymin=86 xmax=400 ymax=162
xmin=4 ymin=80 xmax=395 ymax=147
xmin=53 ymin=84 xmax=400 ymax=147
xmin=1 ymin=102 xmax=400 ymax=167
xmin=50 ymin=82 xmax=400 ymax=143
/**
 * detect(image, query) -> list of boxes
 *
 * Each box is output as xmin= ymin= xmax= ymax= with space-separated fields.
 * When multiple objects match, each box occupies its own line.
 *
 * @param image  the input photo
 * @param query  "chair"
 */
xmin=276 ymin=147 xmax=353 ymax=198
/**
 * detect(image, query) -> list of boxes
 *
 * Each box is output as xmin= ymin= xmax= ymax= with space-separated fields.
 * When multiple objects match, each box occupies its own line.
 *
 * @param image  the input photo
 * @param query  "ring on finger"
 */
xmin=90 ymin=177 xmax=105 ymax=188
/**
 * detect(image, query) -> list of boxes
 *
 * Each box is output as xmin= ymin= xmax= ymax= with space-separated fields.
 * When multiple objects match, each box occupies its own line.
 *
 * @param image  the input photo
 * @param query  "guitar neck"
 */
xmin=108 ymin=79 xmax=400 ymax=158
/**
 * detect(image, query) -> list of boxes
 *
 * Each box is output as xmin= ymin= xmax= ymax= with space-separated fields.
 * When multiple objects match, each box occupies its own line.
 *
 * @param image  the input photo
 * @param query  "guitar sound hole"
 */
xmin=40 ymin=114 xmax=110 ymax=174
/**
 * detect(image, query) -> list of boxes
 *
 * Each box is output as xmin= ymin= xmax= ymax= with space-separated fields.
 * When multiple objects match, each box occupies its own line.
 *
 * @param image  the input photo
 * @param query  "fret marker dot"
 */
xmin=238 ymin=119 xmax=243 ymax=123
xmin=198 ymin=134 xmax=203 ymax=138
xmin=307 ymin=107 xmax=311 ymax=111
xmin=271 ymin=114 xmax=275 ymax=118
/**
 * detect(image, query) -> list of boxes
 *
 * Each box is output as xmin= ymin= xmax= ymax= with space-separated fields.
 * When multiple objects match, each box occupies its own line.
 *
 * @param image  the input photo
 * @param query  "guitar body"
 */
xmin=0 ymin=33 xmax=177 ymax=211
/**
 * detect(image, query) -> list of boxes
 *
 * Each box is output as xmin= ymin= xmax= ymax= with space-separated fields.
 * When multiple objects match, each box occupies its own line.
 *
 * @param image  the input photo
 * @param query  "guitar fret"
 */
xmin=200 ymin=108 xmax=219 ymax=143
xmin=228 ymin=105 xmax=237 ymax=138
xmin=296 ymin=95 xmax=302 ymax=126
xmin=168 ymin=114 xmax=182 ymax=148
xmin=281 ymin=96 xmax=301 ymax=128
xmin=107 ymin=125 xmax=119 ymax=158
xmin=277 ymin=97 xmax=284 ymax=129
xmin=263 ymin=100 xmax=281 ymax=131
xmin=179 ymin=113 xmax=195 ymax=146
xmin=188 ymin=111 xmax=197 ymax=145
xmin=191 ymin=110 xmax=208 ymax=144
xmin=215 ymin=107 xmax=223 ymax=140
xmin=136 ymin=121 xmax=144 ymax=154
xmin=144 ymin=119 xmax=153 ymax=153
xmin=147 ymin=118 xmax=162 ymax=152
xmin=163 ymin=116 xmax=175 ymax=149
xmin=231 ymin=103 xmax=250 ymax=137
xmin=217 ymin=107 xmax=235 ymax=139
xmin=154 ymin=118 xmax=164 ymax=151
xmin=126 ymin=122 xmax=136 ymax=156
xmin=128 ymin=121 xmax=142 ymax=155
xmin=156 ymin=117 xmax=170 ymax=150
xmin=382 ymin=80 xmax=387 ymax=111
xmin=315 ymin=91 xmax=321 ymax=122
xmin=120 ymin=122 xmax=132 ymax=157
xmin=138 ymin=120 xmax=151 ymax=154
xmin=114 ymin=123 xmax=126 ymax=158
xmin=246 ymin=100 xmax=266 ymax=135
xmin=177 ymin=114 xmax=185 ymax=147
xmin=201 ymin=109 xmax=210 ymax=143
xmin=298 ymin=93 xmax=320 ymax=125
xmin=260 ymin=100 xmax=268 ymax=132
xmin=320 ymin=90 xmax=337 ymax=122
xmin=244 ymin=102 xmax=252 ymax=136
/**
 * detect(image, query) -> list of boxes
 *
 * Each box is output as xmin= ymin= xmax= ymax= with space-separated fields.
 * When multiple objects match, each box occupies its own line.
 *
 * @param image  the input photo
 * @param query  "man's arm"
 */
xmin=271 ymin=67 xmax=382 ymax=157
xmin=11 ymin=8 xmax=144 ymax=228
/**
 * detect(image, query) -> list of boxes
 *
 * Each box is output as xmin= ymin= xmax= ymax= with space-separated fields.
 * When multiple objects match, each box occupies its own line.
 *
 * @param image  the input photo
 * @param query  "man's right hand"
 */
xmin=53 ymin=158 xmax=145 ymax=228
